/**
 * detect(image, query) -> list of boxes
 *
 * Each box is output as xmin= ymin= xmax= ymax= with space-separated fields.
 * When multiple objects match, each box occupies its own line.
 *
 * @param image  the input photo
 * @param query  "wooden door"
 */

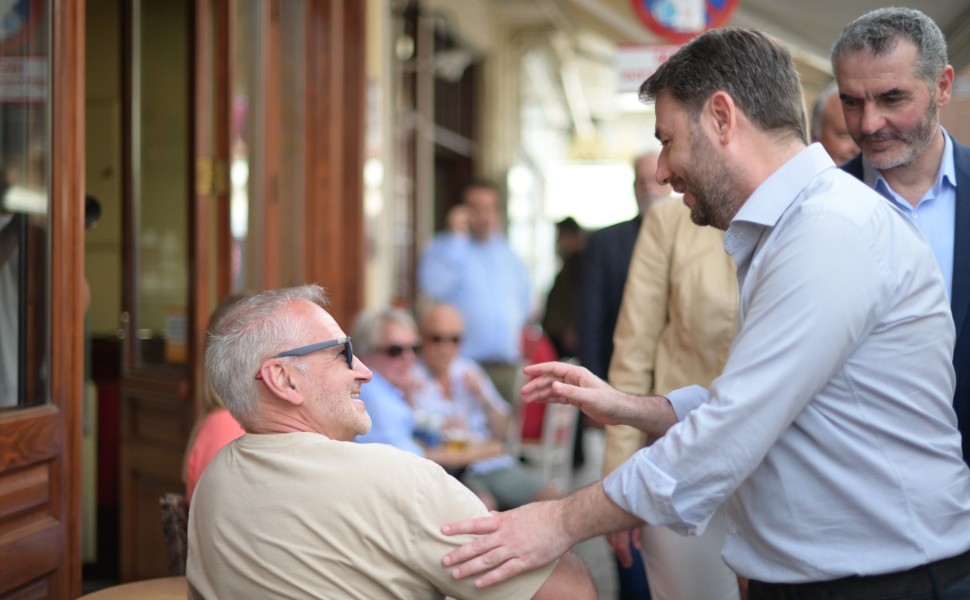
xmin=0 ymin=0 xmax=85 ymax=597
xmin=116 ymin=0 xmax=365 ymax=577
xmin=117 ymin=0 xmax=228 ymax=581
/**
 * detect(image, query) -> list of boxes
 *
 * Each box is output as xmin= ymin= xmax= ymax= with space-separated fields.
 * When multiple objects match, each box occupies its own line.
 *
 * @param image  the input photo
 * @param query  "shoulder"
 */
xmin=196 ymin=409 xmax=245 ymax=442
xmin=588 ymin=216 xmax=641 ymax=246
xmin=789 ymin=171 xmax=888 ymax=236
xmin=455 ymin=355 xmax=486 ymax=375
xmin=951 ymin=135 xmax=970 ymax=156
xmin=951 ymin=136 xmax=970 ymax=172
xmin=646 ymin=198 xmax=691 ymax=226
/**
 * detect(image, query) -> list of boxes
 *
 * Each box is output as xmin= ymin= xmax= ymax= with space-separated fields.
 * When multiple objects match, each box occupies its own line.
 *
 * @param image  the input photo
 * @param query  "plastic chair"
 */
xmin=517 ymin=401 xmax=579 ymax=492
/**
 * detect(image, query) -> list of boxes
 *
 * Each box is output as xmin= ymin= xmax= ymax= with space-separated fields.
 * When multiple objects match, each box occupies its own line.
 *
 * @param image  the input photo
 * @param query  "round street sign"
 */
xmin=630 ymin=0 xmax=740 ymax=43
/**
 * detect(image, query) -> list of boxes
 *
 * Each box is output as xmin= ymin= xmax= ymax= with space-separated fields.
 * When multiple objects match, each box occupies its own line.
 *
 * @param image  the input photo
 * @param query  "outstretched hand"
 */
xmin=441 ymin=501 xmax=573 ymax=588
xmin=521 ymin=361 xmax=629 ymax=426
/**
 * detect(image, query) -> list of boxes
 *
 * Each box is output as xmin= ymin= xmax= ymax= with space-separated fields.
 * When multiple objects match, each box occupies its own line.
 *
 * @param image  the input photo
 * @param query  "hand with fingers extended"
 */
xmin=521 ymin=361 xmax=638 ymax=426
xmin=521 ymin=361 xmax=679 ymax=437
xmin=440 ymin=501 xmax=573 ymax=588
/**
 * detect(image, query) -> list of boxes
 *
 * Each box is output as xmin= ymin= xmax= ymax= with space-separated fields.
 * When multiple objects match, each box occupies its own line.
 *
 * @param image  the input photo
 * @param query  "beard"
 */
xmin=684 ymin=129 xmax=746 ymax=230
xmin=855 ymin=96 xmax=939 ymax=171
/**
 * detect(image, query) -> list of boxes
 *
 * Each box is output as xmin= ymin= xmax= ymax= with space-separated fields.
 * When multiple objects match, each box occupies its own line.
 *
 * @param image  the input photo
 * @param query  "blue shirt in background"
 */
xmin=355 ymin=371 xmax=424 ymax=457
xmin=417 ymin=232 xmax=531 ymax=363
xmin=864 ymin=127 xmax=956 ymax=300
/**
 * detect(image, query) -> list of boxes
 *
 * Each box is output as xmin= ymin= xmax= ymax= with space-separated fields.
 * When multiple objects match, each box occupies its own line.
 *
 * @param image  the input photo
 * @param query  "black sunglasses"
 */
xmin=379 ymin=343 xmax=421 ymax=358
xmin=255 ymin=336 xmax=353 ymax=379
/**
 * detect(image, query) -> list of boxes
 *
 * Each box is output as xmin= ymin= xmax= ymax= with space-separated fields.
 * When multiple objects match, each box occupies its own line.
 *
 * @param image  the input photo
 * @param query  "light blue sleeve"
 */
xmin=664 ymin=385 xmax=710 ymax=420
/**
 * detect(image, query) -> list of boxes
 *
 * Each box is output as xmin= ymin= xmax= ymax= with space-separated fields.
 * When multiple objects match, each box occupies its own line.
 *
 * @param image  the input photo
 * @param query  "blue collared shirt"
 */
xmin=354 ymin=372 xmax=425 ymax=457
xmin=863 ymin=128 xmax=957 ymax=300
xmin=417 ymin=232 xmax=531 ymax=363
xmin=604 ymin=143 xmax=970 ymax=583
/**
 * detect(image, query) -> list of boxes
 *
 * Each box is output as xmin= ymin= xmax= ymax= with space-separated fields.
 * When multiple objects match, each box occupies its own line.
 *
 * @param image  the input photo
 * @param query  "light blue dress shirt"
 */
xmin=354 ymin=372 xmax=425 ymax=457
xmin=603 ymin=144 xmax=970 ymax=583
xmin=863 ymin=127 xmax=957 ymax=300
xmin=417 ymin=232 xmax=531 ymax=363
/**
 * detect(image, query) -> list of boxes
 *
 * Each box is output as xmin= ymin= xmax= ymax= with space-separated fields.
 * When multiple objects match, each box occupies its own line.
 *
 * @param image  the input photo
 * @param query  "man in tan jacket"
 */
xmin=604 ymin=198 xmax=739 ymax=599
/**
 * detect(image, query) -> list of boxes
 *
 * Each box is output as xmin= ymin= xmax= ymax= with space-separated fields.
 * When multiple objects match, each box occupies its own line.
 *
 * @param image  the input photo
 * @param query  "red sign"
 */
xmin=615 ymin=45 xmax=682 ymax=93
xmin=630 ymin=0 xmax=740 ymax=43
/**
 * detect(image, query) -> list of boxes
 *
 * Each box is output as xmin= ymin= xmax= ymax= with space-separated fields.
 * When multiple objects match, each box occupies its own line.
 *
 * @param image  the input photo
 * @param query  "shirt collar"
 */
xmin=731 ymin=143 xmax=835 ymax=229
xmin=862 ymin=126 xmax=957 ymax=201
xmin=724 ymin=143 xmax=833 ymax=266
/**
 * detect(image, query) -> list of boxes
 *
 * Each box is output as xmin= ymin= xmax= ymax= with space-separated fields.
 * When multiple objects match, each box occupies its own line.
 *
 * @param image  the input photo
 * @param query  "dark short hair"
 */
xmin=556 ymin=216 xmax=582 ymax=236
xmin=831 ymin=7 xmax=948 ymax=87
xmin=639 ymin=28 xmax=807 ymax=143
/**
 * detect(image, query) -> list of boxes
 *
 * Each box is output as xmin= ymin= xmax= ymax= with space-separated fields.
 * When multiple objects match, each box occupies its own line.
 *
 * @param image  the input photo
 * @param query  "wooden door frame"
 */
xmin=118 ymin=0 xmax=201 ymax=581
xmin=305 ymin=0 xmax=365 ymax=327
xmin=0 ymin=0 xmax=85 ymax=597
xmin=51 ymin=1 xmax=86 ymax=590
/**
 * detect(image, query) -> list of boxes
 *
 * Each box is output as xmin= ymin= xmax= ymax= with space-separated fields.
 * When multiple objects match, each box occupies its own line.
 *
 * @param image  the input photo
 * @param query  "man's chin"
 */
xmin=861 ymin=143 xmax=908 ymax=170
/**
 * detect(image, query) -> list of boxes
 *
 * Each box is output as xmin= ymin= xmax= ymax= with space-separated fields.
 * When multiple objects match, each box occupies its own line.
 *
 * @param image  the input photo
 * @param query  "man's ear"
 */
xmin=257 ymin=361 xmax=305 ymax=406
xmin=936 ymin=64 xmax=954 ymax=107
xmin=707 ymin=90 xmax=736 ymax=143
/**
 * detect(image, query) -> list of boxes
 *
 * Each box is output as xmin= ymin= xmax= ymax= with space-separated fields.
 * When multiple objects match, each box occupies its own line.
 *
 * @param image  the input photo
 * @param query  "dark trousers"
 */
xmin=616 ymin=539 xmax=651 ymax=600
xmin=748 ymin=548 xmax=970 ymax=600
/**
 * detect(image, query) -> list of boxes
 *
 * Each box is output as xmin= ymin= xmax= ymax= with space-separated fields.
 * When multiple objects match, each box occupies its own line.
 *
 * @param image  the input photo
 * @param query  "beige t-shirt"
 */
xmin=187 ymin=432 xmax=552 ymax=599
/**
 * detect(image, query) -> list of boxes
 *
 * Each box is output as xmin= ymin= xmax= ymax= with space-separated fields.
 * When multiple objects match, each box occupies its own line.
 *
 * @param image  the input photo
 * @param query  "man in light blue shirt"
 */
xmin=417 ymin=181 xmax=531 ymax=403
xmin=352 ymin=308 xmax=425 ymax=456
xmin=832 ymin=7 xmax=970 ymax=465
xmin=438 ymin=28 xmax=970 ymax=600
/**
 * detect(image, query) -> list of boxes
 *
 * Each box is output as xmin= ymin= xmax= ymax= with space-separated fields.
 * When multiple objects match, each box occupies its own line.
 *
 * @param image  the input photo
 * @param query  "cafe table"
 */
xmin=424 ymin=438 xmax=504 ymax=474
xmin=78 ymin=576 xmax=187 ymax=599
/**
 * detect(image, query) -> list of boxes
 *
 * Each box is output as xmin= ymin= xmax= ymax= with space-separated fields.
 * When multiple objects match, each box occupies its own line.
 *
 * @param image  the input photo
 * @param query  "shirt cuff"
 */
xmin=602 ymin=446 xmax=710 ymax=535
xmin=665 ymin=385 xmax=710 ymax=421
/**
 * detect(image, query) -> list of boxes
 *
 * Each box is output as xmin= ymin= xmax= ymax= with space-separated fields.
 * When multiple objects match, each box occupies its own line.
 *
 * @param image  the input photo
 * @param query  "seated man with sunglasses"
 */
xmin=351 ymin=307 xmax=427 ymax=454
xmin=411 ymin=303 xmax=562 ymax=510
xmin=187 ymin=285 xmax=595 ymax=599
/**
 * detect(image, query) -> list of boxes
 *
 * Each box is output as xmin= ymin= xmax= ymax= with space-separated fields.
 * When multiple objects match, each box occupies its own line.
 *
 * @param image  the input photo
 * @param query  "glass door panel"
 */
xmin=131 ymin=0 xmax=190 ymax=368
xmin=229 ymin=0 xmax=305 ymax=294
xmin=0 ymin=0 xmax=50 ymax=409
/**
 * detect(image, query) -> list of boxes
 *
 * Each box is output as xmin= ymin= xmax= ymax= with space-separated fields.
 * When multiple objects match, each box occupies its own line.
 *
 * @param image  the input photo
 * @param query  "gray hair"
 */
xmin=205 ymin=284 xmax=330 ymax=428
xmin=639 ymin=28 xmax=807 ymax=143
xmin=810 ymin=81 xmax=840 ymax=140
xmin=831 ymin=7 xmax=948 ymax=87
xmin=351 ymin=307 xmax=417 ymax=355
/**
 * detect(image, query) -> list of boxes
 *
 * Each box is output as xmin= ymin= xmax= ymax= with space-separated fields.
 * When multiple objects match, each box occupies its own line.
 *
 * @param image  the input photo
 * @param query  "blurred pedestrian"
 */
xmin=418 ymin=181 xmax=531 ymax=406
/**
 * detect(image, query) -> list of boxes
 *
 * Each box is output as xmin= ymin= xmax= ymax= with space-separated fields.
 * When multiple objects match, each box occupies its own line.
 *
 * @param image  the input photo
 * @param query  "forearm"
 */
xmin=486 ymin=407 xmax=509 ymax=440
xmin=559 ymin=482 xmax=644 ymax=544
xmin=618 ymin=393 xmax=678 ymax=439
